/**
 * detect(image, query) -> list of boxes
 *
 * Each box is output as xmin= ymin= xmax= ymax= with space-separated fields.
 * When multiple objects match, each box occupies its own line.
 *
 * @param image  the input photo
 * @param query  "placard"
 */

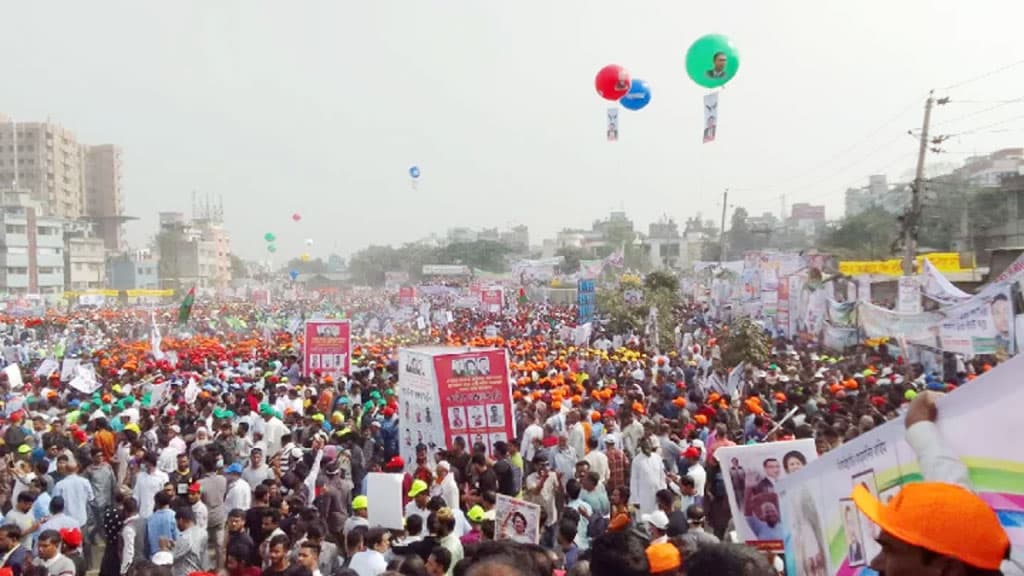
xmin=302 ymin=320 xmax=351 ymax=378
xmin=366 ymin=472 xmax=405 ymax=530
xmin=495 ymin=495 xmax=541 ymax=544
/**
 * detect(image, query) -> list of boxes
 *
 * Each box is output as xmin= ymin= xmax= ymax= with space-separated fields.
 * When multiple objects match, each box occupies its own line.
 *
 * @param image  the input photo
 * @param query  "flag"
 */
xmin=178 ymin=286 xmax=196 ymax=325
xmin=150 ymin=312 xmax=166 ymax=361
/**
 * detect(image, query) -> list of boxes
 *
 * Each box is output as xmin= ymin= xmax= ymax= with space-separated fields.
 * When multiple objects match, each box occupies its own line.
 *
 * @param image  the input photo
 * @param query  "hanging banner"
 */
xmin=896 ymin=276 xmax=922 ymax=314
xmin=703 ymin=92 xmax=718 ymax=143
xmin=921 ymin=257 xmax=972 ymax=303
xmin=716 ymin=439 xmax=819 ymax=552
xmin=778 ymin=353 xmax=1024 ymax=576
xmin=578 ymin=278 xmax=596 ymax=324
xmin=607 ymin=108 xmax=619 ymax=142
xmin=839 ymin=252 xmax=969 ymax=276
xmin=302 ymin=320 xmax=351 ymax=378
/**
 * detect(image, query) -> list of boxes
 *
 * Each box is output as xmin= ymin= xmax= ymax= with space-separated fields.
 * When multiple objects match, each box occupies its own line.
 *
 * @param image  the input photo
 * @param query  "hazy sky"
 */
xmin=3 ymin=1 xmax=1023 ymax=261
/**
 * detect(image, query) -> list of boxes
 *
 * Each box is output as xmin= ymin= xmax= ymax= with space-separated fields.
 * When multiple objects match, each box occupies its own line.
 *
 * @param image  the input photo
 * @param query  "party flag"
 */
xmin=178 ymin=286 xmax=196 ymax=325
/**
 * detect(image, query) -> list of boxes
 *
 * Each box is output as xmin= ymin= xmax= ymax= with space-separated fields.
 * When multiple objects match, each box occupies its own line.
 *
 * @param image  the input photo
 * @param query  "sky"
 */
xmin=2 ymin=1 xmax=1023 ymax=261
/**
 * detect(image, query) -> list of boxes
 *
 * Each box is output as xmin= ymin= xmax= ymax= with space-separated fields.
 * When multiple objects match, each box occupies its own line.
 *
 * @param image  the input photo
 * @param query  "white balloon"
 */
xmin=304 ymin=238 xmax=314 ymax=246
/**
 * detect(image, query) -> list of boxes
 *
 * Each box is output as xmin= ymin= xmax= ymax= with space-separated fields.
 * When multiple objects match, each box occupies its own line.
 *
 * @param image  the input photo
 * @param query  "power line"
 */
xmin=939 ymin=58 xmax=1024 ymax=90
xmin=946 ymin=113 xmax=1024 ymax=137
xmin=932 ymin=96 xmax=1024 ymax=127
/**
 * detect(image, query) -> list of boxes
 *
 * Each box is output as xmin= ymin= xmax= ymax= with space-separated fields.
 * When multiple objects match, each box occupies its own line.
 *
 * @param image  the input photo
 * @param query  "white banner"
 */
xmin=3 ymin=364 xmax=23 ymax=390
xmin=68 ymin=364 xmax=101 ymax=394
xmin=920 ymin=257 xmax=971 ymax=304
xmin=703 ymin=92 xmax=719 ymax=143
xmin=897 ymin=276 xmax=922 ymax=314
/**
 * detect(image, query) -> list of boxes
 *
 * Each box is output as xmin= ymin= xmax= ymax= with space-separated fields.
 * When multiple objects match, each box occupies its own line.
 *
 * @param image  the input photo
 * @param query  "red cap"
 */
xmin=683 ymin=446 xmax=701 ymax=459
xmin=385 ymin=456 xmax=404 ymax=471
xmin=188 ymin=482 xmax=201 ymax=493
xmin=59 ymin=527 xmax=83 ymax=548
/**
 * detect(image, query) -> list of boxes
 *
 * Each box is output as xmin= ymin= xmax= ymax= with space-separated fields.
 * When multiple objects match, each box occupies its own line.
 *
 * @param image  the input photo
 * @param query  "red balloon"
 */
xmin=595 ymin=64 xmax=631 ymax=101
xmin=292 ymin=213 xmax=301 ymax=222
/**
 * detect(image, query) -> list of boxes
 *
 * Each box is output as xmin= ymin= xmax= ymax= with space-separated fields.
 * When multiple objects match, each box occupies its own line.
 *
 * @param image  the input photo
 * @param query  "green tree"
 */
xmin=282 ymin=257 xmax=328 ymax=275
xmin=643 ymin=270 xmax=679 ymax=293
xmin=595 ymin=271 xmax=680 ymax=349
xmin=230 ymin=254 xmax=248 ymax=279
xmin=721 ymin=316 xmax=771 ymax=367
xmin=556 ymin=246 xmax=588 ymax=274
xmin=727 ymin=207 xmax=758 ymax=256
xmin=437 ymin=240 xmax=511 ymax=272
xmin=821 ymin=206 xmax=900 ymax=260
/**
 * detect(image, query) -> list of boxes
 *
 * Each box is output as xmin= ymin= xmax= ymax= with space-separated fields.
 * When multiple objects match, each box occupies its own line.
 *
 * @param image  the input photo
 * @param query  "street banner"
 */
xmin=496 ymin=495 xmax=542 ymax=544
xmin=578 ymin=278 xmax=596 ymax=324
xmin=480 ymin=289 xmax=503 ymax=313
xmin=399 ymin=286 xmax=416 ymax=307
xmin=777 ymin=352 xmax=1024 ymax=576
xmin=302 ymin=320 xmax=351 ymax=378
xmin=921 ymin=257 xmax=971 ymax=304
xmin=716 ymin=439 xmax=818 ymax=552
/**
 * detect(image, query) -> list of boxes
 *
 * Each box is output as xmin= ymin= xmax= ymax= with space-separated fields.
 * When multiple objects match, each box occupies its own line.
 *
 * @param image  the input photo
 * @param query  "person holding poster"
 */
xmin=495 ymin=494 xmax=542 ymax=545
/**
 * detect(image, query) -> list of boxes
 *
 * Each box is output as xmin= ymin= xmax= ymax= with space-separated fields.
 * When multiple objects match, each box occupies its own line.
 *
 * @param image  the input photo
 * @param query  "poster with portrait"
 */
xmin=703 ymin=92 xmax=718 ymax=143
xmin=302 ymin=320 xmax=351 ymax=378
xmin=715 ymin=439 xmax=818 ymax=552
xmin=607 ymin=108 xmax=619 ymax=142
xmin=397 ymin=348 xmax=446 ymax=473
xmin=480 ymin=289 xmax=504 ymax=314
xmin=495 ymin=494 xmax=541 ymax=544
xmin=434 ymin=348 xmax=514 ymax=459
xmin=778 ymin=352 xmax=1024 ymax=576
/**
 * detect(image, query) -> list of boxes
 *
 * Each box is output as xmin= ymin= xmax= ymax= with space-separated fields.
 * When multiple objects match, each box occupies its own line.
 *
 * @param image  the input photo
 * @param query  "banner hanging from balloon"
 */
xmin=607 ymin=108 xmax=619 ymax=142
xmin=703 ymin=92 xmax=719 ymax=143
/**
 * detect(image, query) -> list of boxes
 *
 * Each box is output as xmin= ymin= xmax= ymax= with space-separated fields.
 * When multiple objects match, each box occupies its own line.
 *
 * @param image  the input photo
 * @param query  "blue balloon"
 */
xmin=409 ymin=166 xmax=421 ymax=179
xmin=619 ymin=79 xmax=651 ymax=111
xmin=289 ymin=270 xmax=299 ymax=280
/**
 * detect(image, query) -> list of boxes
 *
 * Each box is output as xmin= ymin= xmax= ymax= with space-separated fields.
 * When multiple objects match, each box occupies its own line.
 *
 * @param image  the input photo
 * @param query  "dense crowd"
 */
xmin=0 ymin=293 xmax=1010 ymax=576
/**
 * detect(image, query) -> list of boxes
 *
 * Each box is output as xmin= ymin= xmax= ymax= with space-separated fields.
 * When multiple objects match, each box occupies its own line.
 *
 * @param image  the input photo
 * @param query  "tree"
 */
xmin=596 ymin=271 xmax=680 ymax=349
xmin=436 ymin=240 xmax=511 ymax=272
xmin=727 ymin=207 xmax=758 ymax=256
xmin=643 ymin=270 xmax=679 ymax=293
xmin=230 ymin=254 xmax=248 ymax=280
xmin=282 ymin=257 xmax=328 ymax=275
xmin=555 ymin=246 xmax=587 ymax=274
xmin=821 ymin=206 xmax=900 ymax=260
xmin=720 ymin=316 xmax=771 ymax=368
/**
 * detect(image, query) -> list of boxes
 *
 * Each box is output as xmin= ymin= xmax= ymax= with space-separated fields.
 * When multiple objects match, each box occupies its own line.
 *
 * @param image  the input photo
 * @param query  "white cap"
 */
xmin=603 ymin=433 xmax=619 ymax=445
xmin=642 ymin=510 xmax=670 ymax=530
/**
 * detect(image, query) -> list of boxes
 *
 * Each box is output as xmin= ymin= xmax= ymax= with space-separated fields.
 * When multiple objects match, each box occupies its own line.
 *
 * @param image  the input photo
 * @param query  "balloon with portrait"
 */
xmin=264 ymin=233 xmax=276 ymax=242
xmin=409 ymin=166 xmax=421 ymax=179
xmin=291 ymin=213 xmax=301 ymax=222
xmin=619 ymin=79 xmax=652 ymax=111
xmin=300 ymin=253 xmax=311 ymax=263
xmin=304 ymin=238 xmax=314 ymax=247
xmin=289 ymin=270 xmax=299 ymax=281
xmin=595 ymin=64 xmax=631 ymax=101
xmin=267 ymin=244 xmax=277 ymax=253
xmin=685 ymin=34 xmax=740 ymax=89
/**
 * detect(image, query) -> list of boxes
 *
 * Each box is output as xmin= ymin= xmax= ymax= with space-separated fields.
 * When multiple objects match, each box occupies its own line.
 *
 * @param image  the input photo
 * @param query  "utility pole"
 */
xmin=902 ymin=91 xmax=935 ymax=276
xmin=719 ymin=188 xmax=729 ymax=265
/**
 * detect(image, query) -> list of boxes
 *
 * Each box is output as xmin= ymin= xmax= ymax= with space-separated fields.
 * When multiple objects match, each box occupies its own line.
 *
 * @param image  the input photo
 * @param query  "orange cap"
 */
xmin=852 ymin=483 xmax=1008 ymax=571
xmin=646 ymin=541 xmax=681 ymax=574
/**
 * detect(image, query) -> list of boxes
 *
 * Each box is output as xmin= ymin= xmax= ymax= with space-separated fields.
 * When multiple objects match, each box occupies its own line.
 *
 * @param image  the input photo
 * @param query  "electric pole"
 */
xmin=719 ymin=188 xmax=729 ymax=265
xmin=902 ymin=91 xmax=935 ymax=276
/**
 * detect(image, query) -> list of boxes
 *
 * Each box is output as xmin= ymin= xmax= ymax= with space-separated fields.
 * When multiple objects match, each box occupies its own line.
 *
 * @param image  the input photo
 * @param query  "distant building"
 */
xmin=155 ymin=209 xmax=232 ymax=290
xmin=447 ymin=227 xmax=477 ymax=244
xmin=0 ymin=189 xmax=65 ymax=294
xmin=645 ymin=218 xmax=681 ymax=270
xmin=956 ymin=148 xmax=1024 ymax=188
xmin=789 ymin=203 xmax=826 ymax=237
xmin=84 ymin=144 xmax=130 ymax=251
xmin=0 ymin=116 xmax=86 ymax=220
xmin=107 ymin=250 xmax=159 ymax=290
xmin=67 ymin=235 xmax=107 ymax=290
xmin=845 ymin=175 xmax=910 ymax=217
xmin=499 ymin=225 xmax=529 ymax=252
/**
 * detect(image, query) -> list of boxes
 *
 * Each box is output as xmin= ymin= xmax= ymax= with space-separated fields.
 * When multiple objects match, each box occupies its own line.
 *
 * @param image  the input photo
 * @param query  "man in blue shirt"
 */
xmin=146 ymin=491 xmax=179 ymax=557
xmin=34 ymin=496 xmax=79 ymax=553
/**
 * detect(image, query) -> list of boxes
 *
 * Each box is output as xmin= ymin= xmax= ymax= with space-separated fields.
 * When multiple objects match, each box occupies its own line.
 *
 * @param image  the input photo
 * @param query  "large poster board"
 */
xmin=302 ymin=320 xmax=351 ymax=378
xmin=434 ymin=349 xmax=513 ymax=458
xmin=778 ymin=353 xmax=1024 ymax=576
xmin=716 ymin=439 xmax=818 ymax=552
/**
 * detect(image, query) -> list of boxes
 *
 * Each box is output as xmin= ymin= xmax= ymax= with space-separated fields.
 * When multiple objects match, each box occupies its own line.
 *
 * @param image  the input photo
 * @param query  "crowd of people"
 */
xmin=0 ymin=290 xmax=1010 ymax=576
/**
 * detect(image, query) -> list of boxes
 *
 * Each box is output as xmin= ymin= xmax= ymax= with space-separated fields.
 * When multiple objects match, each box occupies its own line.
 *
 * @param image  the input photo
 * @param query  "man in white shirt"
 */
xmin=133 ymin=453 xmax=169 ymax=519
xmin=682 ymin=446 xmax=706 ymax=501
xmin=260 ymin=407 xmax=288 ymax=457
xmin=629 ymin=437 xmax=667 ymax=515
xmin=582 ymin=438 xmax=609 ymax=483
xmin=223 ymin=463 xmax=251 ymax=512
xmin=348 ymin=528 xmax=390 ymax=576
xmin=404 ymin=480 xmax=431 ymax=528
xmin=432 ymin=462 xmax=460 ymax=510
xmin=519 ymin=413 xmax=544 ymax=466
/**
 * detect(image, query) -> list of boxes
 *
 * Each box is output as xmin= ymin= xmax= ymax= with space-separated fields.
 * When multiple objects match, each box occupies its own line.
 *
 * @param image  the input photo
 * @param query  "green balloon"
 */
xmin=685 ymin=34 xmax=740 ymax=89
xmin=267 ymin=244 xmax=277 ymax=253
xmin=264 ymin=232 xmax=276 ymax=242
